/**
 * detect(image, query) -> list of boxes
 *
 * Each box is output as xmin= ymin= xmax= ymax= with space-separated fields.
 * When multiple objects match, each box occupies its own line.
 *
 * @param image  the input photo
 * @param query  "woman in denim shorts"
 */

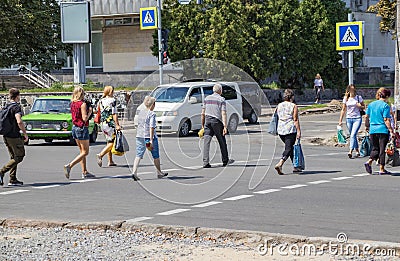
xmin=63 ymin=86 xmax=95 ymax=179
xmin=131 ymin=96 xmax=168 ymax=181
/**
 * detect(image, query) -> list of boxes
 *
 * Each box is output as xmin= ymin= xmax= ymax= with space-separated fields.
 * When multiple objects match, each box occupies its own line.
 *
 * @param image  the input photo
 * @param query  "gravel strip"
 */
xmin=0 ymin=226 xmax=249 ymax=261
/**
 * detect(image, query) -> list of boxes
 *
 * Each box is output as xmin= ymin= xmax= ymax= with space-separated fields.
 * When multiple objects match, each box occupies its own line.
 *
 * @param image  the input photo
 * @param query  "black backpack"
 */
xmin=0 ymin=103 xmax=17 ymax=135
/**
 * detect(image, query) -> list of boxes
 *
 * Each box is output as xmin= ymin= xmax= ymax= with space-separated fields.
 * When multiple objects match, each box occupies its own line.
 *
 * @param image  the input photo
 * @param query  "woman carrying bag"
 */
xmin=96 ymin=86 xmax=121 ymax=167
xmin=274 ymin=89 xmax=302 ymax=175
xmin=338 ymin=84 xmax=365 ymax=158
xmin=63 ymin=86 xmax=95 ymax=179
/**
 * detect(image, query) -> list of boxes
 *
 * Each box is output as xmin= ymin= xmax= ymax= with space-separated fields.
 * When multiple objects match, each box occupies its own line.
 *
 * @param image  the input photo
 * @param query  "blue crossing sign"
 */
xmin=336 ymin=21 xmax=363 ymax=50
xmin=140 ymin=7 xmax=157 ymax=30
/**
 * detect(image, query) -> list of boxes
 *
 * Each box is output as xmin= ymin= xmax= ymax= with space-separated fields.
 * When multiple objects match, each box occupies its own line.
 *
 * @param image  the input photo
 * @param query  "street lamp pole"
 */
xmin=157 ymin=0 xmax=163 ymax=85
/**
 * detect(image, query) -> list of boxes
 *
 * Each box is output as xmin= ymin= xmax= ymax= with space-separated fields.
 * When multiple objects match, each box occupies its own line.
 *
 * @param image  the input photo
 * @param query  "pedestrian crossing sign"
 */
xmin=140 ymin=7 xmax=157 ymax=30
xmin=336 ymin=22 xmax=363 ymax=50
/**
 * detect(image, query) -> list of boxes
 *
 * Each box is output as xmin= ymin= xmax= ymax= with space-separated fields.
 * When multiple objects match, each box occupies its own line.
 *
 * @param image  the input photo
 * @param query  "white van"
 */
xmin=134 ymin=81 xmax=243 ymax=136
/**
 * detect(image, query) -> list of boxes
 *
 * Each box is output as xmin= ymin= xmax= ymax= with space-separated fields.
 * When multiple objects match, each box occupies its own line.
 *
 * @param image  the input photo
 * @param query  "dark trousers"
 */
xmin=279 ymin=133 xmax=297 ymax=162
xmin=315 ymin=87 xmax=322 ymax=100
xmin=1 ymin=137 xmax=25 ymax=181
xmin=370 ymin=133 xmax=389 ymax=166
xmin=203 ymin=117 xmax=229 ymax=165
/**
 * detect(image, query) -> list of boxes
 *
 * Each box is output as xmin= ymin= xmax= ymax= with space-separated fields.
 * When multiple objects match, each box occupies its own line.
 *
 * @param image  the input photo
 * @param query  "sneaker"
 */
xmin=203 ymin=163 xmax=212 ymax=168
xmin=157 ymin=172 xmax=168 ymax=179
xmin=364 ymin=162 xmax=372 ymax=174
xmin=63 ymin=164 xmax=71 ymax=179
xmin=132 ymin=173 xmax=140 ymax=181
xmin=222 ymin=159 xmax=235 ymax=167
xmin=82 ymin=172 xmax=96 ymax=179
xmin=96 ymin=154 xmax=102 ymax=167
xmin=8 ymin=180 xmax=23 ymax=186
xmin=0 ymin=173 xmax=3 ymax=186
xmin=293 ymin=168 xmax=303 ymax=173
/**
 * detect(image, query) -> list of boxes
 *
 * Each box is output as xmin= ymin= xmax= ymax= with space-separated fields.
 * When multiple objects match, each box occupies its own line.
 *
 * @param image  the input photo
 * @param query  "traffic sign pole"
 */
xmin=157 ymin=0 xmax=163 ymax=85
xmin=348 ymin=13 xmax=354 ymax=85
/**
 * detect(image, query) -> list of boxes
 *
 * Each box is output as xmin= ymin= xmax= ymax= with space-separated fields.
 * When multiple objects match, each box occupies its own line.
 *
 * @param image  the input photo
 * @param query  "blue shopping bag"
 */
xmin=293 ymin=139 xmax=305 ymax=170
xmin=360 ymin=135 xmax=371 ymax=157
xmin=268 ymin=112 xmax=278 ymax=136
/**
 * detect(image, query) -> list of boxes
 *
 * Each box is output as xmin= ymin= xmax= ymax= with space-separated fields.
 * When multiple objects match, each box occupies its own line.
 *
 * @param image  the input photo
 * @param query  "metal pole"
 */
xmin=157 ymin=0 xmax=163 ymax=85
xmin=348 ymin=13 xmax=354 ymax=85
xmin=73 ymin=43 xmax=86 ymax=84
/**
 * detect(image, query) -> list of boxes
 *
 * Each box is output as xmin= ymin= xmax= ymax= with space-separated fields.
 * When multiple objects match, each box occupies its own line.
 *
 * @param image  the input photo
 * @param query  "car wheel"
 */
xmin=248 ymin=110 xmax=258 ymax=124
xmin=69 ymin=137 xmax=76 ymax=146
xmin=178 ymin=119 xmax=191 ymax=137
xmin=44 ymin=138 xmax=53 ymax=143
xmin=90 ymin=125 xmax=98 ymax=143
xmin=228 ymin=114 xmax=238 ymax=133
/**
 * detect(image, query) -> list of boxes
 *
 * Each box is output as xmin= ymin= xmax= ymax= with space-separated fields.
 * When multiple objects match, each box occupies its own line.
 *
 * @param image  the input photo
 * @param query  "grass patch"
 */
xmin=299 ymin=103 xmax=328 ymax=111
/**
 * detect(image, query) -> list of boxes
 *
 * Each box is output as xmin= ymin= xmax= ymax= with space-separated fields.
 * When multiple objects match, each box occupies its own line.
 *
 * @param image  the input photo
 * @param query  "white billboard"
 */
xmin=60 ymin=2 xmax=91 ymax=43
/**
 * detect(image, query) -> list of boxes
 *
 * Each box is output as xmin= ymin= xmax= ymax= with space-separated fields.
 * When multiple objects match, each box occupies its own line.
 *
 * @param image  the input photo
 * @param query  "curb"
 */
xmin=1 ymin=218 xmax=399 ymax=256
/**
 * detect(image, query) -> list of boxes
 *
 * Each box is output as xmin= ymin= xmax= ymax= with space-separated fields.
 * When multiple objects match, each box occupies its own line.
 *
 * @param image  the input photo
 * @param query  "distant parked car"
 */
xmin=22 ymin=96 xmax=98 ymax=145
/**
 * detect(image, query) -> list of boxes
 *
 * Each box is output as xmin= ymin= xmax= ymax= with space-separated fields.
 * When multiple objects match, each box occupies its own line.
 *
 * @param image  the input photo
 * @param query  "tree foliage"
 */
xmin=0 ymin=0 xmax=70 ymax=72
xmin=152 ymin=0 xmax=349 ymax=88
xmin=367 ymin=0 xmax=396 ymax=33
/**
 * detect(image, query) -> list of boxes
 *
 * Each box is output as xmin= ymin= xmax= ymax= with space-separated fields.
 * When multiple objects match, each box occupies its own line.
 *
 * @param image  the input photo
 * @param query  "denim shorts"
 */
xmin=72 ymin=125 xmax=89 ymax=140
xmin=136 ymin=137 xmax=159 ymax=159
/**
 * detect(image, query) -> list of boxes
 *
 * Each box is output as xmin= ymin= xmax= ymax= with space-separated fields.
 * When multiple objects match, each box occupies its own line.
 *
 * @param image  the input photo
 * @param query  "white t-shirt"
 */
xmin=314 ymin=79 xmax=323 ymax=87
xmin=343 ymin=95 xmax=363 ymax=118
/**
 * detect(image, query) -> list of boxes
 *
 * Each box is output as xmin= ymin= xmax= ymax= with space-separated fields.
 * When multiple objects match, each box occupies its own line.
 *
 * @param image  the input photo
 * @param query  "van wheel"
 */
xmin=248 ymin=110 xmax=258 ymax=124
xmin=178 ymin=119 xmax=191 ymax=137
xmin=90 ymin=125 xmax=98 ymax=143
xmin=228 ymin=114 xmax=238 ymax=133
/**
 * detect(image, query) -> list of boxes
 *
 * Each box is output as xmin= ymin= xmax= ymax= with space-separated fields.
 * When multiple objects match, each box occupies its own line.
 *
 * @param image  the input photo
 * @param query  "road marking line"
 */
xmin=0 ymin=189 xmax=29 ymax=195
xmin=156 ymin=209 xmax=191 ymax=216
xmin=33 ymin=185 xmax=61 ymax=189
xmin=70 ymin=179 xmax=96 ymax=183
xmin=126 ymin=217 xmax=154 ymax=222
xmin=332 ymin=177 xmax=354 ymax=180
xmin=192 ymin=201 xmax=222 ymax=208
xmin=223 ymin=195 xmax=254 ymax=201
xmin=353 ymin=173 xmax=370 ymax=177
xmin=308 ymin=180 xmax=331 ymax=185
xmin=281 ymin=184 xmax=308 ymax=189
xmin=254 ymin=189 xmax=281 ymax=194
xmin=306 ymin=153 xmax=342 ymax=157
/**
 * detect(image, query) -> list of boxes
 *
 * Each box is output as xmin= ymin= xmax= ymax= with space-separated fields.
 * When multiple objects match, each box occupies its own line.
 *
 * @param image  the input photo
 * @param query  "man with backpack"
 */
xmin=0 ymin=88 xmax=29 ymax=186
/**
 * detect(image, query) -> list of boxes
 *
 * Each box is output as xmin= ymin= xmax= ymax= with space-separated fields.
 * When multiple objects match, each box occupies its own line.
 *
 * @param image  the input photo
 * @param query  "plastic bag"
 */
xmin=337 ymin=125 xmax=347 ymax=144
xmin=112 ymin=130 xmax=129 ymax=156
xmin=268 ymin=112 xmax=278 ymax=136
xmin=198 ymin=128 xmax=204 ymax=139
xmin=360 ymin=135 xmax=371 ymax=157
xmin=293 ymin=139 xmax=305 ymax=170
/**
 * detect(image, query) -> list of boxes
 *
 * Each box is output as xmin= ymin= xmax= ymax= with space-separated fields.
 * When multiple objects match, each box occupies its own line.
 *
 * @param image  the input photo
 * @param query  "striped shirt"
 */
xmin=203 ymin=93 xmax=226 ymax=121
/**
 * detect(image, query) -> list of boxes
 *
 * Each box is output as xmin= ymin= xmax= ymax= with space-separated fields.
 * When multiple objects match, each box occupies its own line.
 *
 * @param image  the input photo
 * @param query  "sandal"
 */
xmin=378 ymin=170 xmax=391 ymax=175
xmin=347 ymin=152 xmax=352 ymax=159
xmin=275 ymin=165 xmax=284 ymax=175
xmin=108 ymin=162 xmax=117 ymax=167
xmin=364 ymin=162 xmax=372 ymax=174
xmin=355 ymin=153 xmax=360 ymax=158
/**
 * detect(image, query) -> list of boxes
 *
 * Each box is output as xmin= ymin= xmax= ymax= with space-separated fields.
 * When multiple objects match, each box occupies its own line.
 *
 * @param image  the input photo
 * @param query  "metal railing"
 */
xmin=18 ymin=65 xmax=59 ymax=88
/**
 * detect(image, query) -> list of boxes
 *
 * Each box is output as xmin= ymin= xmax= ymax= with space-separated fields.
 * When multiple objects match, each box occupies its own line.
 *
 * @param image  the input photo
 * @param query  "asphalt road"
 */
xmin=1 ymin=112 xmax=399 ymax=243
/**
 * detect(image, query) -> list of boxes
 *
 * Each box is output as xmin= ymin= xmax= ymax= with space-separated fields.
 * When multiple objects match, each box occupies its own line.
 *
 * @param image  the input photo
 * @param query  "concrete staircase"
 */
xmin=0 ymin=75 xmax=38 ymax=89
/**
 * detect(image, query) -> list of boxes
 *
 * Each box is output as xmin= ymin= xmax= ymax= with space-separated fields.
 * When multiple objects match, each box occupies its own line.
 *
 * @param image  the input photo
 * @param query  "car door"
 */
xmin=187 ymin=86 xmax=203 ymax=130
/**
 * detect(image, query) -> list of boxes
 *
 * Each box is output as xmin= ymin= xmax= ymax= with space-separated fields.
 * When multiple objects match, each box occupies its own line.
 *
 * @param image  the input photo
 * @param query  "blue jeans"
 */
xmin=346 ymin=117 xmax=362 ymax=150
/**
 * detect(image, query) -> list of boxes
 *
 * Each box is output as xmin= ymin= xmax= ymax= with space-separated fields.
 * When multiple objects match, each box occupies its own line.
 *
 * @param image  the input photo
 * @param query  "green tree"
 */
xmin=367 ymin=0 xmax=396 ymax=33
xmin=0 ymin=0 xmax=70 ymax=71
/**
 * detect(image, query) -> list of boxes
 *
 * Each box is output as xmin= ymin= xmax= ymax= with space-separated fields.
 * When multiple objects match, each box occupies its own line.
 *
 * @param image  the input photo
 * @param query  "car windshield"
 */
xmin=31 ymin=99 xmax=71 ymax=113
xmin=151 ymin=87 xmax=189 ymax=103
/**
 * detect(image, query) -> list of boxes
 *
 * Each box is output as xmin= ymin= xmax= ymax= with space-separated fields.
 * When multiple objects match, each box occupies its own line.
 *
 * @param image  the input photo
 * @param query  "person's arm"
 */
xmin=80 ymin=102 xmax=92 ymax=122
xmin=384 ymin=117 xmax=394 ymax=138
xmin=222 ymin=110 xmax=228 ymax=135
xmin=15 ymin=113 xmax=28 ymax=142
xmin=293 ymin=105 xmax=301 ymax=139
xmin=338 ymin=103 xmax=346 ymax=126
xmin=113 ymin=113 xmax=121 ymax=131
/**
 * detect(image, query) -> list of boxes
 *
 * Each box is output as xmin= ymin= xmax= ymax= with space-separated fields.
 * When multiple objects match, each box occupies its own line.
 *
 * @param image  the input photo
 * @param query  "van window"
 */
xmin=189 ymin=87 xmax=202 ymax=103
xmin=222 ymin=85 xmax=237 ymax=100
xmin=203 ymin=86 xmax=214 ymax=97
xmin=151 ymin=87 xmax=189 ymax=103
